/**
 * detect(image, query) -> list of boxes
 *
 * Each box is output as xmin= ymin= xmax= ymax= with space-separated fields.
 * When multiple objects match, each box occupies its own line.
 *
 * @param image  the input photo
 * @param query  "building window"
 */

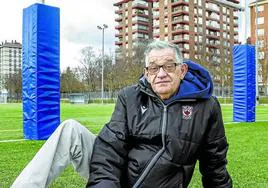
xmin=165 ymin=27 xmax=168 ymax=33
xmin=184 ymin=53 xmax=189 ymax=59
xmin=222 ymin=7 xmax=226 ymax=13
xmin=258 ymin=5 xmax=264 ymax=12
xmin=164 ymin=0 xmax=168 ymax=6
xmin=258 ymin=51 xmax=264 ymax=60
xmin=258 ymin=40 xmax=264 ymax=48
xmin=165 ymin=36 xmax=168 ymax=41
xmin=257 ymin=17 xmax=264 ymax=25
xmin=257 ymin=28 xmax=264 ymax=36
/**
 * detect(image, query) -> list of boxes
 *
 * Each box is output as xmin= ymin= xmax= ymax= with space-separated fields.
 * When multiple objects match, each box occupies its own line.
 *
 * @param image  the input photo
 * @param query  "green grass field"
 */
xmin=0 ymin=103 xmax=267 ymax=187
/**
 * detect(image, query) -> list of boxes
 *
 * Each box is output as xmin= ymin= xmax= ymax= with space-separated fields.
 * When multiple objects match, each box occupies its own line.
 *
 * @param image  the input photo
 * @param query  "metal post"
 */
xmin=255 ymin=0 xmax=259 ymax=104
xmin=101 ymin=28 xmax=104 ymax=104
xmin=97 ymin=24 xmax=108 ymax=104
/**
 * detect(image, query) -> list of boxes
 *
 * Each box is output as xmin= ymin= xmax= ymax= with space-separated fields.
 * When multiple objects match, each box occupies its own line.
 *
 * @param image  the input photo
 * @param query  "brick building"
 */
xmin=114 ymin=0 xmax=241 ymax=96
xmin=250 ymin=0 xmax=268 ymax=95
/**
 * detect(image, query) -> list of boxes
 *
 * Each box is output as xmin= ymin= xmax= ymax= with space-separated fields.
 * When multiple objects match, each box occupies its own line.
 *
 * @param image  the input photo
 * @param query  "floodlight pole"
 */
xmin=255 ymin=0 xmax=259 ymax=104
xmin=97 ymin=24 xmax=108 ymax=104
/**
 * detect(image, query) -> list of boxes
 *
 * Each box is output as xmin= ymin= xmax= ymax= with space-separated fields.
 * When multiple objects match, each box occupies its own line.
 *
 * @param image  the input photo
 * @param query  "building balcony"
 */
xmin=132 ymin=37 xmax=149 ymax=43
xmin=207 ymin=51 xmax=221 ymax=57
xmin=172 ymin=29 xmax=189 ymax=35
xmin=173 ymin=24 xmax=189 ymax=31
xmin=206 ymin=43 xmax=219 ymax=49
xmin=206 ymin=15 xmax=220 ymax=22
xmin=227 ymin=0 xmax=240 ymax=4
xmin=113 ymin=1 xmax=126 ymax=6
xmin=115 ymin=9 xmax=123 ymax=14
xmin=132 ymin=1 xmax=148 ymax=10
xmin=132 ymin=29 xmax=150 ymax=34
xmin=172 ymin=10 xmax=189 ymax=17
xmin=153 ymin=14 xmax=159 ymax=19
xmin=171 ymin=0 xmax=189 ymax=7
xmin=115 ymin=25 xmax=123 ymax=30
xmin=132 ymin=20 xmax=150 ymax=26
xmin=132 ymin=12 xmax=150 ymax=19
xmin=115 ymin=16 xmax=123 ymax=22
xmin=172 ymin=17 xmax=189 ymax=25
xmin=153 ymin=33 xmax=160 ymax=38
xmin=206 ymin=34 xmax=220 ymax=40
xmin=172 ymin=36 xmax=189 ymax=44
xmin=115 ymin=33 xmax=123 ymax=37
xmin=206 ymin=4 xmax=220 ymax=13
xmin=115 ymin=41 xmax=123 ymax=46
xmin=206 ymin=25 xmax=220 ymax=32
xmin=233 ymin=31 xmax=239 ymax=35
xmin=172 ymin=5 xmax=189 ymax=13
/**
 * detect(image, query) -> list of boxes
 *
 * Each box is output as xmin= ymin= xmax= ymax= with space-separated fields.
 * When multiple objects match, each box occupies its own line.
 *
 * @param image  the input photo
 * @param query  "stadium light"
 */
xmin=97 ymin=24 xmax=108 ymax=104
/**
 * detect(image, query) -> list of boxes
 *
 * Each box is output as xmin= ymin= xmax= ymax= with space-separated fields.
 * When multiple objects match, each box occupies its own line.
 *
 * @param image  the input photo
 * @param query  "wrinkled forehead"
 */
xmin=148 ymin=48 xmax=176 ymax=65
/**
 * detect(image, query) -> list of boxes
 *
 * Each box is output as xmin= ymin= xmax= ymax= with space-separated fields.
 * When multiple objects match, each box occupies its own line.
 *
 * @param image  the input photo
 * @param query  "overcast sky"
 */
xmin=0 ymin=0 xmax=252 ymax=70
xmin=0 ymin=0 xmax=117 ymax=70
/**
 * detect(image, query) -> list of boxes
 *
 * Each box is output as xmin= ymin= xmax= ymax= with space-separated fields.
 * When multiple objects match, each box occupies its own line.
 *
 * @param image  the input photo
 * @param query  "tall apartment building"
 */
xmin=250 ymin=0 xmax=268 ymax=96
xmin=114 ymin=0 xmax=154 ymax=59
xmin=0 ymin=40 xmax=22 ymax=91
xmin=114 ymin=0 xmax=241 ymax=96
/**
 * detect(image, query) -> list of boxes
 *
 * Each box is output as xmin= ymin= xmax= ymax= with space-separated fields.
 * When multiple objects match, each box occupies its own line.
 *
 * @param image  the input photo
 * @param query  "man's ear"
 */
xmin=180 ymin=63 xmax=188 ymax=80
xmin=144 ymin=68 xmax=148 ymax=79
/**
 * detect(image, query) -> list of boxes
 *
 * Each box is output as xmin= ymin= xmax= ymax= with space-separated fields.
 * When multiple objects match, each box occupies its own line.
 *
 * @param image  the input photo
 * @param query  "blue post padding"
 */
xmin=22 ymin=3 xmax=60 ymax=140
xmin=233 ymin=45 xmax=256 ymax=122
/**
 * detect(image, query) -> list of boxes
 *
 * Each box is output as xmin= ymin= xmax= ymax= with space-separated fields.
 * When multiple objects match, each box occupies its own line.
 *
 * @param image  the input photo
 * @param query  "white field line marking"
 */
xmin=0 ymin=139 xmax=26 ymax=143
xmin=0 ymin=129 xmax=22 ymax=132
xmin=224 ymin=120 xmax=268 ymax=124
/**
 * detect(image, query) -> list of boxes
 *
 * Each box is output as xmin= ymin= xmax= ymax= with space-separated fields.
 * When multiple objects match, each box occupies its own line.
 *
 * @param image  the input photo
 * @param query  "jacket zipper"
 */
xmin=132 ymin=105 xmax=167 ymax=188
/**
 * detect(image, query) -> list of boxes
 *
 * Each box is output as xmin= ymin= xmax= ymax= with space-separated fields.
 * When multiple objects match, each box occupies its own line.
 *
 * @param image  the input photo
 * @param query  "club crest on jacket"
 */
xmin=182 ymin=106 xmax=193 ymax=120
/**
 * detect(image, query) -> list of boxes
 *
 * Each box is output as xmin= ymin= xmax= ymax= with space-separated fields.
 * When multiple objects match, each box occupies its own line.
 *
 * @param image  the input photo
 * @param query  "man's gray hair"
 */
xmin=144 ymin=40 xmax=183 ymax=67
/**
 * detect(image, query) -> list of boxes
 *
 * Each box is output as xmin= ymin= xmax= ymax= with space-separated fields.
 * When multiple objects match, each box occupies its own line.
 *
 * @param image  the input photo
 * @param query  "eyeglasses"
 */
xmin=146 ymin=63 xmax=179 ymax=75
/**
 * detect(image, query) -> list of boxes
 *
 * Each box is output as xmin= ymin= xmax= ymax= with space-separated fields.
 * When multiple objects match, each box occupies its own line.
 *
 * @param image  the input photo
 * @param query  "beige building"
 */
xmin=114 ymin=0 xmax=241 ymax=96
xmin=250 ymin=0 xmax=268 ymax=95
xmin=0 ymin=40 xmax=22 ymax=91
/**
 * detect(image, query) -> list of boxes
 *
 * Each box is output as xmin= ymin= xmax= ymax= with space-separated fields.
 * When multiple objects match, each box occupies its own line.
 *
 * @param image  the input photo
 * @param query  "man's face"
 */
xmin=144 ymin=48 xmax=187 ymax=100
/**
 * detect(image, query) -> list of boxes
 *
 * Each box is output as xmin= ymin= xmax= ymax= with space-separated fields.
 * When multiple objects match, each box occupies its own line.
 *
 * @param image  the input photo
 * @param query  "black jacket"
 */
xmin=87 ymin=61 xmax=232 ymax=188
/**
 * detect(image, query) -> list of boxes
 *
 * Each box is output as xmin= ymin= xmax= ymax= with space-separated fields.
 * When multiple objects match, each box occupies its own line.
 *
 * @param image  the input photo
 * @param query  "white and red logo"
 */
xmin=182 ymin=106 xmax=193 ymax=120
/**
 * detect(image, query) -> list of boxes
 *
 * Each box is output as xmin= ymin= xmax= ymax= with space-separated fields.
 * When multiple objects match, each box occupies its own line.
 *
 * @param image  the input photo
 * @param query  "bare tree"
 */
xmin=60 ymin=67 xmax=85 ymax=93
xmin=77 ymin=46 xmax=101 ymax=92
xmin=4 ymin=70 xmax=22 ymax=102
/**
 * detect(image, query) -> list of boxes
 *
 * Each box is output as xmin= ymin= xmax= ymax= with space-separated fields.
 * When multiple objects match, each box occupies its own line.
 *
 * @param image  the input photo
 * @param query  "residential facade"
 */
xmin=0 ymin=40 xmax=22 ymax=91
xmin=114 ymin=0 xmax=241 ymax=96
xmin=114 ymin=0 xmax=154 ymax=59
xmin=250 ymin=0 xmax=268 ymax=96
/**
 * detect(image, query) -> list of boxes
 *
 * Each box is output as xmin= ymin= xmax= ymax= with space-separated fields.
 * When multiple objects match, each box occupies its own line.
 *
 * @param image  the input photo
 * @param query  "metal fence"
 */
xmin=0 ymin=93 xmax=8 ymax=103
xmin=61 ymin=91 xmax=119 ymax=103
xmin=1 ymin=92 xmax=268 ymax=104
